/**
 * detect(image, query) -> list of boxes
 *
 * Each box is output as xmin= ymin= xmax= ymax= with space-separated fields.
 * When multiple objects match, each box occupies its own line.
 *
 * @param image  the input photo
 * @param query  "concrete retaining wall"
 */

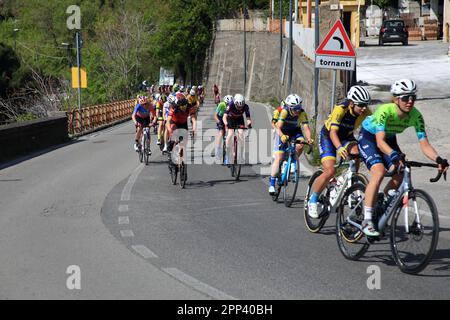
xmin=206 ymin=30 xmax=344 ymax=130
xmin=0 ymin=115 xmax=68 ymax=163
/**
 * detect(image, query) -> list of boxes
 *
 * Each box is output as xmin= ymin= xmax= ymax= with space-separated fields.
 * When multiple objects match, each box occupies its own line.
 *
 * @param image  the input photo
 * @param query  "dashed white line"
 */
xmin=118 ymin=216 xmax=130 ymax=225
xmin=120 ymin=230 xmax=135 ymax=238
xmin=132 ymin=245 xmax=158 ymax=259
xmin=121 ymin=164 xmax=144 ymax=201
xmin=162 ymin=267 xmax=236 ymax=300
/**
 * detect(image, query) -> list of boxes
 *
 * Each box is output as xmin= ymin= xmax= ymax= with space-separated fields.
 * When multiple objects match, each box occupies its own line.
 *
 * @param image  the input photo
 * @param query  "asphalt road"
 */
xmin=3 ymin=97 xmax=447 ymax=299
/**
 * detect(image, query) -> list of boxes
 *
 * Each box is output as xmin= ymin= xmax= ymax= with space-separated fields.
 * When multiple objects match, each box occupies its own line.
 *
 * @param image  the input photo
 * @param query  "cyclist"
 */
xmin=198 ymin=85 xmax=205 ymax=104
xmin=165 ymin=92 xmax=197 ymax=154
xmin=268 ymin=94 xmax=313 ymax=195
xmin=213 ymin=84 xmax=220 ymax=104
xmin=162 ymin=93 xmax=176 ymax=153
xmin=187 ymin=88 xmax=201 ymax=116
xmin=132 ymin=96 xmax=154 ymax=154
xmin=214 ymin=95 xmax=233 ymax=163
xmin=271 ymin=100 xmax=286 ymax=130
xmin=223 ymin=94 xmax=252 ymax=165
xmin=156 ymin=94 xmax=166 ymax=146
xmin=307 ymin=86 xmax=372 ymax=218
xmin=358 ymin=79 xmax=449 ymax=237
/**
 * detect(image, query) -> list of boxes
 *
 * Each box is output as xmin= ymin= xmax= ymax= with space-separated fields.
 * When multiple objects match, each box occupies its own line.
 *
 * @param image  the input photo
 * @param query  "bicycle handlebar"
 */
xmin=337 ymin=153 xmax=361 ymax=167
xmin=384 ymin=160 xmax=446 ymax=182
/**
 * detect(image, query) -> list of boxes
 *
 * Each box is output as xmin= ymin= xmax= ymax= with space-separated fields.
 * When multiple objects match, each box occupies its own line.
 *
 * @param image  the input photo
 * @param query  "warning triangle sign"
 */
xmin=316 ymin=20 xmax=356 ymax=57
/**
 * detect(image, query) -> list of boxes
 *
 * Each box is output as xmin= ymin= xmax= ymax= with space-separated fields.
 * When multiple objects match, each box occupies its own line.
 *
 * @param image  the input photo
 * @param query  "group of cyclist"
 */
xmin=133 ymin=78 xmax=449 ymax=238
xmin=132 ymin=84 xmax=205 ymax=156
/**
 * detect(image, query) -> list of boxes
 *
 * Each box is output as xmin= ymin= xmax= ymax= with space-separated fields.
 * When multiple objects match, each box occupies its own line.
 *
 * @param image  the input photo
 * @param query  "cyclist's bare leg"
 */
xmin=364 ymin=163 xmax=386 ymax=216
xmin=348 ymin=143 xmax=361 ymax=170
xmin=383 ymin=174 xmax=403 ymax=194
xmin=225 ymin=128 xmax=234 ymax=163
xmin=312 ymin=159 xmax=336 ymax=194
xmin=135 ymin=126 xmax=143 ymax=143
xmin=271 ymin=152 xmax=284 ymax=177
xmin=237 ymin=129 xmax=245 ymax=164
xmin=215 ymin=128 xmax=224 ymax=161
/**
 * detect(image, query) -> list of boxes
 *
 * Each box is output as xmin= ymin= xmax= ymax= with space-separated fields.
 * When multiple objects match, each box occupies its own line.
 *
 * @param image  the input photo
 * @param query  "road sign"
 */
xmin=71 ymin=67 xmax=87 ymax=88
xmin=315 ymin=19 xmax=356 ymax=71
xmin=316 ymin=20 xmax=356 ymax=57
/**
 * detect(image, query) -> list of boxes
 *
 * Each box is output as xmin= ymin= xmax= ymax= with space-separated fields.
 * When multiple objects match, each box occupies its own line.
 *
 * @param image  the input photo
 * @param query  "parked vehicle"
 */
xmin=379 ymin=20 xmax=408 ymax=46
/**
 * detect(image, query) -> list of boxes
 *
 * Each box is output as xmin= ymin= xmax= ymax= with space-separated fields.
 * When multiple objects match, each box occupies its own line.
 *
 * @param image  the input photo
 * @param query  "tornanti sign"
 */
xmin=315 ymin=19 xmax=356 ymax=71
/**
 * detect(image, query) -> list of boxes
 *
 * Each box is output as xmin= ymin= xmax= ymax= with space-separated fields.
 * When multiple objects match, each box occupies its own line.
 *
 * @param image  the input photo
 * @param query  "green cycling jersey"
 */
xmin=362 ymin=103 xmax=427 ymax=140
xmin=216 ymin=102 xmax=227 ymax=118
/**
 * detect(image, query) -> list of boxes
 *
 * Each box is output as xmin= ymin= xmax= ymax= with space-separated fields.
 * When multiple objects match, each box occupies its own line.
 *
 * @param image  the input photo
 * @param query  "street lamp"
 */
xmin=13 ymin=28 xmax=20 ymax=51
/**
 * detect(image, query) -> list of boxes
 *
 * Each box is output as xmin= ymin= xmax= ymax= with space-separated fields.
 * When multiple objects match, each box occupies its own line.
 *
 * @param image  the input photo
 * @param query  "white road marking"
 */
xmin=118 ymin=216 xmax=130 ymax=225
xmin=131 ymin=245 xmax=158 ymax=259
xmin=162 ymin=267 xmax=236 ymax=300
xmin=120 ymin=230 xmax=135 ymax=238
xmin=121 ymin=164 xmax=144 ymax=201
xmin=118 ymin=205 xmax=129 ymax=212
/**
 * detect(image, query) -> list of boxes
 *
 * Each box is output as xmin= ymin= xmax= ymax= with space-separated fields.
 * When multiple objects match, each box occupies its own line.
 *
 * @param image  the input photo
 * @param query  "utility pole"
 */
xmin=314 ymin=0 xmax=320 ymax=123
xmin=76 ymin=31 xmax=82 ymax=132
xmin=280 ymin=0 xmax=283 ymax=63
xmin=288 ymin=0 xmax=293 ymax=92
xmin=13 ymin=28 xmax=19 ymax=51
xmin=243 ymin=3 xmax=247 ymax=94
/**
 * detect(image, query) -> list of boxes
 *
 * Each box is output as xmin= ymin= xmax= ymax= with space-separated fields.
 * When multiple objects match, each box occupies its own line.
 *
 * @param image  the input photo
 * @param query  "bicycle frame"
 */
xmin=278 ymin=142 xmax=298 ymax=186
xmin=328 ymin=159 xmax=358 ymax=210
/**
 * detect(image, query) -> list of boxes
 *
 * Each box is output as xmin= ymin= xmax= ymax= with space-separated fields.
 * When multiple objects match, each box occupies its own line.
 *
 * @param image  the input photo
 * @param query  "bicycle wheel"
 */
xmin=283 ymin=157 xmax=299 ymax=208
xmin=144 ymin=136 xmax=150 ymax=166
xmin=230 ymin=137 xmax=238 ymax=178
xmin=352 ymin=173 xmax=369 ymax=186
xmin=304 ymin=170 xmax=330 ymax=233
xmin=138 ymin=146 xmax=143 ymax=163
xmin=336 ymin=183 xmax=370 ymax=260
xmin=179 ymin=162 xmax=187 ymax=189
xmin=170 ymin=161 xmax=178 ymax=185
xmin=222 ymin=138 xmax=226 ymax=164
xmin=271 ymin=162 xmax=283 ymax=202
xmin=390 ymin=189 xmax=439 ymax=274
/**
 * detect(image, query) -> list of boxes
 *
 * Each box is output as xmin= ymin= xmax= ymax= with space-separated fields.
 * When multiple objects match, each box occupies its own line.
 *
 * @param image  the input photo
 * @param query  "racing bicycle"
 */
xmin=336 ymin=160 xmax=445 ymax=274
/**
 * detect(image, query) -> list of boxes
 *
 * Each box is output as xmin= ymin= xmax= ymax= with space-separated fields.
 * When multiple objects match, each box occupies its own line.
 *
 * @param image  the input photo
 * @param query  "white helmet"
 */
xmin=168 ymin=93 xmax=176 ymax=104
xmin=224 ymin=95 xmax=234 ymax=104
xmin=285 ymin=94 xmax=303 ymax=111
xmin=390 ymin=79 xmax=417 ymax=96
xmin=347 ymin=86 xmax=371 ymax=104
xmin=234 ymin=94 xmax=245 ymax=107
xmin=189 ymin=89 xmax=196 ymax=96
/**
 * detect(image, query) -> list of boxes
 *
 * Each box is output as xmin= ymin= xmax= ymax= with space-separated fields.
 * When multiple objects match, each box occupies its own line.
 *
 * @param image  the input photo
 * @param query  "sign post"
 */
xmin=315 ymin=20 xmax=356 ymax=111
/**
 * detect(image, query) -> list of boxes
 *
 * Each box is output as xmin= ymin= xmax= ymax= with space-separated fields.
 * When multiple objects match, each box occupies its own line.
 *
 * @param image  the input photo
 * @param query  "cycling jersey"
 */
xmin=277 ymin=107 xmax=309 ymax=135
xmin=187 ymin=94 xmax=198 ymax=106
xmin=362 ymin=103 xmax=426 ymax=140
xmin=272 ymin=106 xmax=284 ymax=124
xmin=168 ymin=105 xmax=196 ymax=125
xmin=216 ymin=102 xmax=227 ymax=118
xmin=133 ymin=104 xmax=152 ymax=119
xmin=163 ymin=101 xmax=171 ymax=120
xmin=324 ymin=101 xmax=371 ymax=138
xmin=224 ymin=102 xmax=250 ymax=119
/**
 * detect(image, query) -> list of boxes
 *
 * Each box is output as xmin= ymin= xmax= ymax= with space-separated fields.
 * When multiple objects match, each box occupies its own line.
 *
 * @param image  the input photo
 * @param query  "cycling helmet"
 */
xmin=168 ymin=93 xmax=176 ymax=104
xmin=160 ymin=94 xmax=167 ymax=103
xmin=189 ymin=89 xmax=196 ymax=96
xmin=192 ymin=86 xmax=198 ymax=92
xmin=138 ymin=96 xmax=148 ymax=105
xmin=285 ymin=94 xmax=303 ymax=111
xmin=347 ymin=86 xmax=371 ymax=104
xmin=173 ymin=84 xmax=180 ymax=92
xmin=180 ymin=85 xmax=185 ymax=92
xmin=224 ymin=95 xmax=234 ymax=104
xmin=175 ymin=92 xmax=187 ymax=106
xmin=234 ymin=94 xmax=245 ymax=107
xmin=390 ymin=79 xmax=417 ymax=96
xmin=154 ymin=93 xmax=161 ymax=101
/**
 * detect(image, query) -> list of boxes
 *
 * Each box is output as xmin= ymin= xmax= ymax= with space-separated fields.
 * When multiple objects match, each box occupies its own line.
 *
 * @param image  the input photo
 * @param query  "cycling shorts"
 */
xmin=273 ymin=132 xmax=304 ymax=154
xmin=358 ymin=128 xmax=402 ymax=170
xmin=227 ymin=116 xmax=245 ymax=129
xmin=319 ymin=126 xmax=357 ymax=163
xmin=135 ymin=115 xmax=151 ymax=128
xmin=169 ymin=120 xmax=188 ymax=131
xmin=216 ymin=118 xmax=225 ymax=130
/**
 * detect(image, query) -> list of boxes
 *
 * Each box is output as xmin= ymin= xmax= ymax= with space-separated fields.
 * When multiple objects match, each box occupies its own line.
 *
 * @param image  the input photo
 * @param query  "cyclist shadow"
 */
xmin=188 ymin=179 xmax=240 ymax=188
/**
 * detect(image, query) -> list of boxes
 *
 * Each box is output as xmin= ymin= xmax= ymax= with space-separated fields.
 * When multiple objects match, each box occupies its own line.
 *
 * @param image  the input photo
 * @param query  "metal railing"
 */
xmin=67 ymin=100 xmax=134 ymax=135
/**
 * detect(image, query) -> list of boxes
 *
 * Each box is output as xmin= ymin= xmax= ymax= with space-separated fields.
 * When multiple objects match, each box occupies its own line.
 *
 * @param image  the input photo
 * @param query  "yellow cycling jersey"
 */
xmin=324 ymin=101 xmax=371 ymax=136
xmin=187 ymin=94 xmax=198 ymax=106
xmin=277 ymin=108 xmax=309 ymax=132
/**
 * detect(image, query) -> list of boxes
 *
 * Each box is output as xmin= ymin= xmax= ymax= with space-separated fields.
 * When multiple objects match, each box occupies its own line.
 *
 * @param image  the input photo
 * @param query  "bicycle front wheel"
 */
xmin=336 ymin=183 xmax=370 ymax=260
xmin=304 ymin=169 xmax=329 ymax=233
xmin=170 ymin=161 xmax=178 ymax=185
xmin=390 ymin=189 xmax=439 ymax=274
xmin=144 ymin=136 xmax=150 ymax=165
xmin=179 ymin=162 xmax=187 ymax=189
xmin=283 ymin=158 xmax=299 ymax=208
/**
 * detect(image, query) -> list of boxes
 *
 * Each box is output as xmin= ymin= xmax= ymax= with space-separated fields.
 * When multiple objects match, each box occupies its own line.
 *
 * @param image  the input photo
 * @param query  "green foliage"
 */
xmin=15 ymin=112 xmax=38 ymax=122
xmin=1 ymin=0 xmax=269 ymax=114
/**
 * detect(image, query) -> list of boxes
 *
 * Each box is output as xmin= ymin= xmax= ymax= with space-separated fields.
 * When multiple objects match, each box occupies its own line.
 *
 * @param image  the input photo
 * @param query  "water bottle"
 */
xmin=290 ymin=162 xmax=295 ymax=173
xmin=384 ymin=189 xmax=399 ymax=210
xmin=329 ymin=178 xmax=338 ymax=205
xmin=335 ymin=175 xmax=345 ymax=193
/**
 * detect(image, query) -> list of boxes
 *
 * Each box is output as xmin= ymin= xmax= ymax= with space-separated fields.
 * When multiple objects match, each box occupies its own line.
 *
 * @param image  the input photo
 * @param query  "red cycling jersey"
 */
xmin=168 ymin=105 xmax=196 ymax=124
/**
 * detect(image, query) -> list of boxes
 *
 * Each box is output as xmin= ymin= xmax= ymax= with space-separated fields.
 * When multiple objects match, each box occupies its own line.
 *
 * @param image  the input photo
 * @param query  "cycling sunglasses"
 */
xmin=398 ymin=94 xmax=417 ymax=102
xmin=354 ymin=103 xmax=368 ymax=109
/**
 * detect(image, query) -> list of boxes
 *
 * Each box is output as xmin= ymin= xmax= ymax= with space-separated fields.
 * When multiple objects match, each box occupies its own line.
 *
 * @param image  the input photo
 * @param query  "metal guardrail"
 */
xmin=66 ymin=100 xmax=134 ymax=135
